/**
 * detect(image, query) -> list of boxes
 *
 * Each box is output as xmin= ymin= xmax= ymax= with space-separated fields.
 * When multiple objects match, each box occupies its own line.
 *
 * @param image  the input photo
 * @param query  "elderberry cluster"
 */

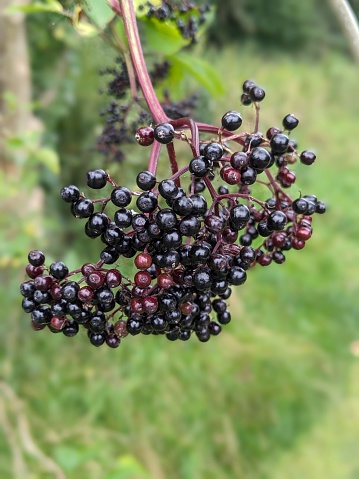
xmin=20 ymin=79 xmax=326 ymax=348
xmin=140 ymin=1 xmax=211 ymax=43
xmin=97 ymin=59 xmax=198 ymax=162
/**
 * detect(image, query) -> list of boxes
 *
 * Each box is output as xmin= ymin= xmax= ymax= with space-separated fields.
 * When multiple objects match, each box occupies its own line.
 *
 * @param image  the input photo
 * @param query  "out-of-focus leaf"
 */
xmin=169 ymin=52 xmax=224 ymax=96
xmin=143 ymin=18 xmax=189 ymax=56
xmin=83 ymin=0 xmax=115 ymax=30
xmin=7 ymin=1 xmax=64 ymax=14
xmin=34 ymin=147 xmax=60 ymax=174
xmin=113 ymin=19 xmax=129 ymax=49
xmin=104 ymin=455 xmax=149 ymax=479
xmin=54 ymin=446 xmax=83 ymax=471
xmin=73 ymin=5 xmax=98 ymax=36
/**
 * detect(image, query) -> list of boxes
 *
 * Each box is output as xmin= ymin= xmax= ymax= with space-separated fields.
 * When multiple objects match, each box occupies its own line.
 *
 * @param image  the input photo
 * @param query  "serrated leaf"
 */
xmin=7 ymin=1 xmax=64 ymax=14
xmin=83 ymin=0 xmax=115 ymax=30
xmin=34 ymin=147 xmax=60 ymax=174
xmin=143 ymin=17 xmax=189 ymax=56
xmin=169 ymin=52 xmax=224 ymax=96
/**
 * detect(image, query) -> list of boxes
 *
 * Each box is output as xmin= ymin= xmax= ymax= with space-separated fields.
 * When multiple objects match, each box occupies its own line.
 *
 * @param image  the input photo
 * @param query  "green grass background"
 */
xmin=1 ymin=46 xmax=359 ymax=479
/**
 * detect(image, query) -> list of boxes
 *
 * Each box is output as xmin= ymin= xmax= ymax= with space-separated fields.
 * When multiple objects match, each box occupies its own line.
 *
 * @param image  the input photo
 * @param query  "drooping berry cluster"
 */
xmin=20 ymin=80 xmax=326 ymax=347
xmin=140 ymin=1 xmax=211 ymax=43
xmin=97 ymin=59 xmax=198 ymax=162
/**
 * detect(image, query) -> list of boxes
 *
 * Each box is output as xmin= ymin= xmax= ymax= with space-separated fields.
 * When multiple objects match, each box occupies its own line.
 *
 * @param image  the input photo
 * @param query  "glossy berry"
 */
xmin=270 ymin=133 xmax=290 ymax=155
xmin=87 ymin=169 xmax=107 ymax=189
xmin=230 ymin=152 xmax=248 ymax=170
xmin=248 ymin=147 xmax=272 ymax=170
xmin=135 ymin=126 xmax=154 ymax=146
xmin=111 ymin=186 xmax=132 ymax=207
xmin=136 ymin=192 xmax=158 ymax=212
xmin=241 ymin=93 xmax=252 ymax=106
xmin=136 ymin=171 xmax=156 ymax=191
xmin=71 ymin=198 xmax=94 ymax=218
xmin=240 ymin=166 xmax=257 ymax=185
xmin=189 ymin=156 xmax=210 ymax=178
xmin=242 ymin=79 xmax=256 ymax=93
xmin=60 ymin=185 xmax=80 ymax=203
xmin=204 ymin=142 xmax=223 ymax=161
xmin=49 ymin=261 xmax=69 ymax=280
xmin=89 ymin=332 xmax=106 ymax=347
xmin=267 ymin=210 xmax=287 ymax=231
xmin=249 ymin=86 xmax=265 ymax=102
xmin=221 ymin=111 xmax=242 ymax=131
xmin=220 ymin=166 xmax=241 ymax=185
xmin=158 ymin=179 xmax=178 ymax=199
xmin=282 ymin=114 xmax=299 ymax=130
xmin=292 ymin=198 xmax=308 ymax=214
xmin=28 ymin=250 xmax=45 ymax=267
xmin=300 ymin=150 xmax=316 ymax=165
xmin=154 ymin=122 xmax=175 ymax=144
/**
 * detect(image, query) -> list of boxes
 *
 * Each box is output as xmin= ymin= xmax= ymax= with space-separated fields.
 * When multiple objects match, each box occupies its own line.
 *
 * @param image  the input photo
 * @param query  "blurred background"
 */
xmin=1 ymin=0 xmax=359 ymax=478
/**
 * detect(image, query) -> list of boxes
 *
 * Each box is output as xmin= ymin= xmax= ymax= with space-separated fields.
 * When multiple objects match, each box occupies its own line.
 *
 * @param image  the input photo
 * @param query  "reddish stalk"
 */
xmin=117 ymin=0 xmax=168 ymax=124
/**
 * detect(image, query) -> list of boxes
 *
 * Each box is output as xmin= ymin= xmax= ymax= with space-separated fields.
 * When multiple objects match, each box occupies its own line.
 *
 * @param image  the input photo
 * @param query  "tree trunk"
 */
xmin=0 ymin=0 xmax=36 ymax=170
xmin=328 ymin=0 xmax=359 ymax=63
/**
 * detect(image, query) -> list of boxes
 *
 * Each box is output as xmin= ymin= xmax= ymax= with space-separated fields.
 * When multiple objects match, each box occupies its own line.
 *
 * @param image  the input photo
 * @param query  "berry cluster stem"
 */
xmin=117 ymin=0 xmax=169 ymax=123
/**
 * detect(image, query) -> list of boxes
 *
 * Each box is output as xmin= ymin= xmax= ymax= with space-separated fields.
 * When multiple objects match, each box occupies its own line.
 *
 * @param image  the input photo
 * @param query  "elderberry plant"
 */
xmin=20 ymin=0 xmax=326 ymax=348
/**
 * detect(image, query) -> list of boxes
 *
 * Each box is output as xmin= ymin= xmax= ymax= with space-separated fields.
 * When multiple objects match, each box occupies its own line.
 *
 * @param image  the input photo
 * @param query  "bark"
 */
xmin=0 ymin=0 xmax=38 ymax=170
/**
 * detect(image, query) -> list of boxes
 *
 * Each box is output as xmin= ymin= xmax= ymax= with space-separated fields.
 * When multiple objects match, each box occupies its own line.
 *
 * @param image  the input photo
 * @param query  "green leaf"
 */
xmin=169 ymin=52 xmax=225 ymax=96
xmin=104 ymin=455 xmax=149 ymax=479
xmin=72 ymin=6 xmax=98 ymax=37
xmin=54 ymin=446 xmax=83 ymax=471
xmin=143 ymin=18 xmax=189 ymax=56
xmin=83 ymin=0 xmax=115 ymax=30
xmin=33 ymin=147 xmax=60 ymax=174
xmin=7 ymin=1 xmax=64 ymax=14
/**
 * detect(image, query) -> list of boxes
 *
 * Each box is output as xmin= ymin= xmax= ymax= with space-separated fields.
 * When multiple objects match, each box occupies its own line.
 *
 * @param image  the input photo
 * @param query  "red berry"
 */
xmin=296 ymin=227 xmax=312 ymax=241
xmin=114 ymin=320 xmax=128 ymax=338
xmin=258 ymin=254 xmax=272 ymax=266
xmin=157 ymin=273 xmax=174 ymax=289
xmin=81 ymin=263 xmax=96 ymax=276
xmin=134 ymin=271 xmax=152 ymax=288
xmin=78 ymin=286 xmax=94 ymax=302
xmin=50 ymin=284 xmax=62 ymax=300
xmin=130 ymin=297 xmax=143 ymax=313
xmin=220 ymin=166 xmax=241 ymax=185
xmin=143 ymin=296 xmax=158 ymax=314
xmin=135 ymin=126 xmax=155 ymax=146
xmin=34 ymin=275 xmax=53 ymax=291
xmin=179 ymin=302 xmax=193 ymax=315
xmin=291 ymin=237 xmax=305 ymax=250
xmin=134 ymin=253 xmax=152 ymax=270
xmin=50 ymin=316 xmax=66 ymax=330
xmin=26 ymin=264 xmax=44 ymax=279
xmin=105 ymin=269 xmax=122 ymax=288
xmin=87 ymin=272 xmax=105 ymax=289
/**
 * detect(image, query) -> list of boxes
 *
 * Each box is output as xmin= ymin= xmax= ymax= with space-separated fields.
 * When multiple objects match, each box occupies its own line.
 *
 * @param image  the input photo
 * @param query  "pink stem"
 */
xmin=166 ymin=143 xmax=180 ymax=187
xmin=118 ymin=0 xmax=168 ymax=124
xmin=148 ymin=141 xmax=162 ymax=175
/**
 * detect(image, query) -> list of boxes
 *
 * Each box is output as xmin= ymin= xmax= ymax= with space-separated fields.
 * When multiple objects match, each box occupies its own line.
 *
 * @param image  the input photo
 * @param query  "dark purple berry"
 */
xmin=87 ymin=169 xmax=107 ymax=189
xmin=221 ymin=111 xmax=242 ymax=131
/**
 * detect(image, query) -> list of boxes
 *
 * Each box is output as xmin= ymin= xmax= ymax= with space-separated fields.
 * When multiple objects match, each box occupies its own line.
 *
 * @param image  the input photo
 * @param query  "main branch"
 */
xmin=115 ymin=0 xmax=169 ymax=123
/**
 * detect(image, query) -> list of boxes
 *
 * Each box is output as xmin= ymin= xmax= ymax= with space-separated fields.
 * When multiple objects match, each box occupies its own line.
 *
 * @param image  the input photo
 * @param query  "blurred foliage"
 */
xmin=209 ymin=0 xmax=352 ymax=57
